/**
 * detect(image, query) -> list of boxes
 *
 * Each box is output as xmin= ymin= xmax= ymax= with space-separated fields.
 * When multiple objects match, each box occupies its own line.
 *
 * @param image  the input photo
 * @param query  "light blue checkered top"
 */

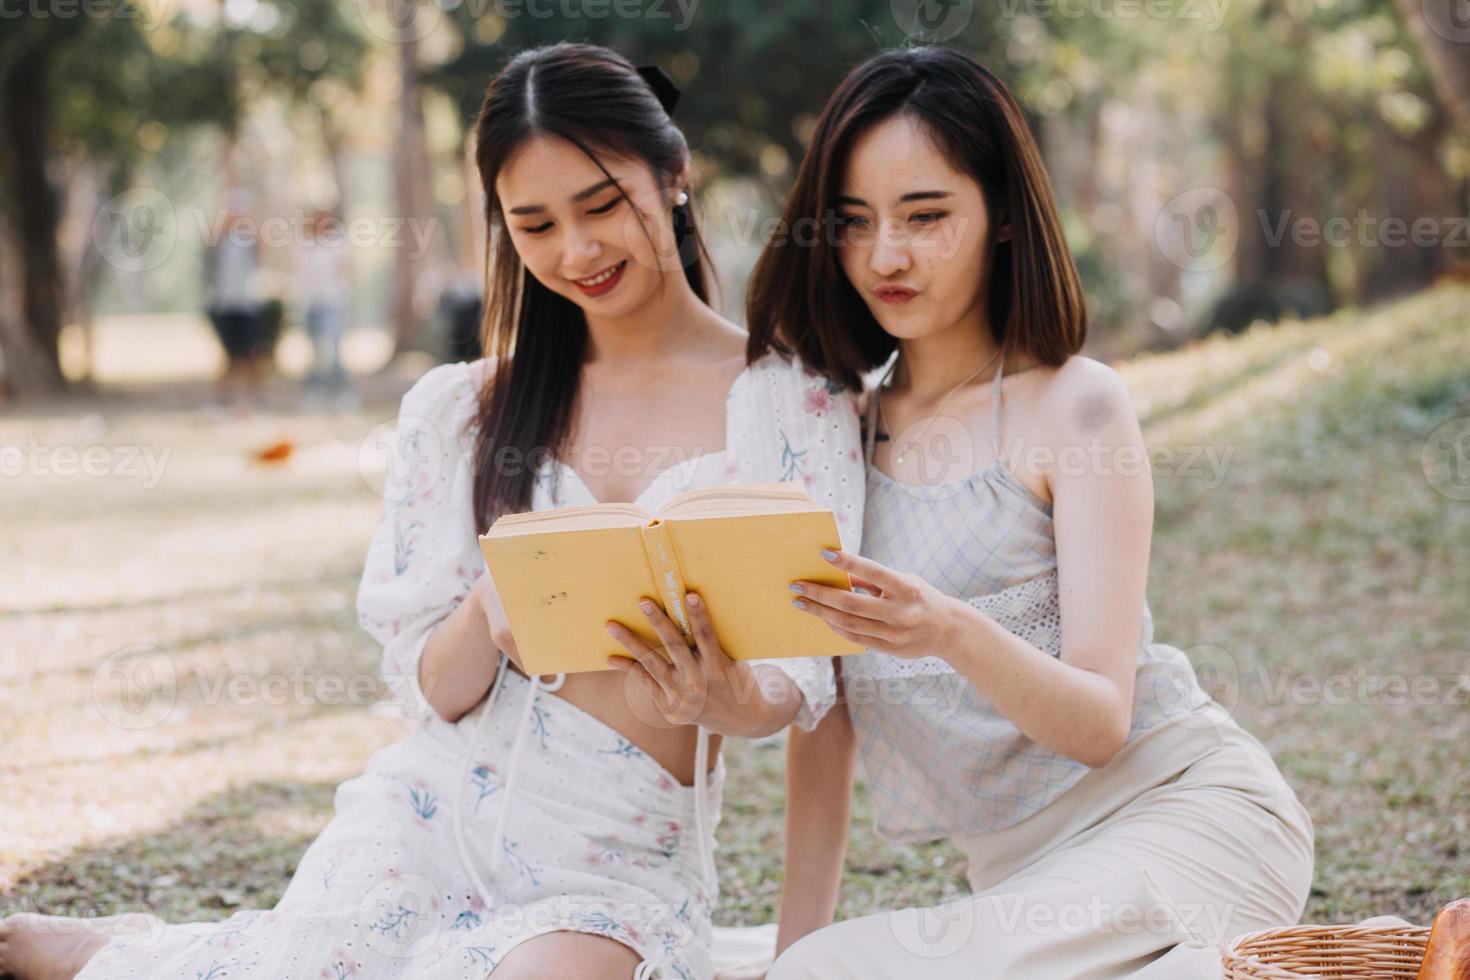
xmin=847 ymin=355 xmax=1212 ymax=842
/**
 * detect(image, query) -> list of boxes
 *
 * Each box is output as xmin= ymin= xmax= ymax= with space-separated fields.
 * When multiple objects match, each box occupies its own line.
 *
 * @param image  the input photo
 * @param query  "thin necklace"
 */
xmin=879 ymin=348 xmax=1003 ymax=466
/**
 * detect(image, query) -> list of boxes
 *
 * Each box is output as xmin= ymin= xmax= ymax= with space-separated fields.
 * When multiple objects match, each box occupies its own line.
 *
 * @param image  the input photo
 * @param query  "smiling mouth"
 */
xmin=571 ymin=261 xmax=627 ymax=292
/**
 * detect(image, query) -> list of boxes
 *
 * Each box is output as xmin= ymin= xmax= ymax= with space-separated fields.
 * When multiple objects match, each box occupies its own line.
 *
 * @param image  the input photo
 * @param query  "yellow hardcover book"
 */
xmin=477 ymin=480 xmax=864 ymax=675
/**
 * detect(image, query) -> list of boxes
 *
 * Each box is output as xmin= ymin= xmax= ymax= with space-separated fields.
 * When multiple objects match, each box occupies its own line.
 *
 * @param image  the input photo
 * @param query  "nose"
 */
xmin=561 ymin=225 xmax=602 ymax=272
xmin=869 ymin=217 xmax=911 ymax=278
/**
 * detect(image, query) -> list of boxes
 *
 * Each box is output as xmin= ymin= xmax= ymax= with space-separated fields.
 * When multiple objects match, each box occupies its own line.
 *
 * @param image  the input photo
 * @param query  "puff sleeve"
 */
xmin=356 ymin=362 xmax=484 ymax=721
xmin=730 ymin=351 xmax=867 ymax=730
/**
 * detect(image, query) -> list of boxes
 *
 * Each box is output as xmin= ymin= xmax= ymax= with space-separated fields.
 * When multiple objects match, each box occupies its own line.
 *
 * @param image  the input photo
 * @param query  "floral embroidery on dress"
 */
xmin=197 ymin=960 xmax=258 ymax=979
xmin=318 ymin=853 xmax=341 ymax=891
xmin=202 ymin=914 xmax=250 ymax=951
xmin=802 ymin=385 xmax=833 ymax=416
xmin=392 ymin=521 xmax=420 ymax=577
xmin=585 ymin=842 xmax=628 ymax=866
xmin=601 ymin=735 xmax=644 ymax=760
xmin=470 ymin=762 xmax=500 ymax=812
xmin=450 ymin=896 xmax=486 ymax=931
xmin=318 ymin=947 xmax=361 ymax=979
xmin=499 ymin=839 xmax=542 ymax=885
xmin=528 ymin=702 xmax=551 ymax=749
xmin=777 ymin=430 xmax=807 ymax=480
xmin=464 ymin=945 xmax=497 ymax=970
xmin=653 ymin=820 xmax=682 ymax=861
xmin=406 ymin=780 xmax=438 ymax=824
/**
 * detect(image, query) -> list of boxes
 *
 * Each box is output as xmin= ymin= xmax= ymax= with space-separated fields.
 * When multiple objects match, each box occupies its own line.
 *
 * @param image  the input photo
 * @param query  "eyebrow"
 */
xmin=508 ymin=177 xmax=621 ymax=216
xmin=835 ymin=190 xmax=953 ymax=207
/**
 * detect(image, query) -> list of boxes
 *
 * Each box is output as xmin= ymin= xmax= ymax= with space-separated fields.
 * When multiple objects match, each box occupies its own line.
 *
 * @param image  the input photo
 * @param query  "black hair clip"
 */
xmin=635 ymin=64 xmax=682 ymax=116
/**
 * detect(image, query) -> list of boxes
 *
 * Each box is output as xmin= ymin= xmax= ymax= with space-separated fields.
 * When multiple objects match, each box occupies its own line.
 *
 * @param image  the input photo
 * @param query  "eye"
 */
xmin=588 ymin=195 xmax=622 ymax=216
xmin=520 ymin=220 xmax=553 ymax=235
xmin=911 ymin=211 xmax=947 ymax=225
xmin=837 ymin=213 xmax=871 ymax=230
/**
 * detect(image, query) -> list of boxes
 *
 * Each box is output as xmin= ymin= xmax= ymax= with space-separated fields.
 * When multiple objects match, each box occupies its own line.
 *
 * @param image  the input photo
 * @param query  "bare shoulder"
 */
xmin=1034 ymin=355 xmax=1138 ymax=437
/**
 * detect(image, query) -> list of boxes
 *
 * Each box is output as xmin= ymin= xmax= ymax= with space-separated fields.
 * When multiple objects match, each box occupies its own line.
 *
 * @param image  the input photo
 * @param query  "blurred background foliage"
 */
xmin=1 ymin=0 xmax=1467 ymax=396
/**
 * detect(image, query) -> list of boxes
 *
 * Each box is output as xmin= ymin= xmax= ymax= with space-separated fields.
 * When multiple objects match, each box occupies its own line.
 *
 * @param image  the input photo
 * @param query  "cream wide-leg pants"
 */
xmin=769 ymin=703 xmax=1315 ymax=979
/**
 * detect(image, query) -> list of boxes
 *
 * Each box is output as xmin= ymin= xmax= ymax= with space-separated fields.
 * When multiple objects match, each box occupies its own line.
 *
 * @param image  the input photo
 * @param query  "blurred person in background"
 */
xmin=297 ymin=208 xmax=355 ymax=407
xmin=205 ymin=189 xmax=266 ymax=408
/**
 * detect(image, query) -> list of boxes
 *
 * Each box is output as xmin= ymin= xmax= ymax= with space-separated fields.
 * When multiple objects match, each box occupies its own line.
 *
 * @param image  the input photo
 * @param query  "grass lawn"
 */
xmin=2 ymin=285 xmax=1467 ymax=934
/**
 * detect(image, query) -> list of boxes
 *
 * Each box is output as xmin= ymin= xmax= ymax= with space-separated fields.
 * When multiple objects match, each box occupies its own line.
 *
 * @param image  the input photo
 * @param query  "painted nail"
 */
xmin=820 ymin=549 xmax=838 ymax=562
xmin=789 ymin=583 xmax=806 ymax=594
xmin=685 ymin=593 xmax=700 ymax=607
xmin=606 ymin=624 xmax=619 ymax=636
xmin=639 ymin=600 xmax=655 ymax=613
xmin=792 ymin=599 xmax=808 ymax=610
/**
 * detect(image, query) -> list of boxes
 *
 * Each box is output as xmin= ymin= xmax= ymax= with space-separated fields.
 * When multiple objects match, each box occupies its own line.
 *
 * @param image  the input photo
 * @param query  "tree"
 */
xmin=1394 ymin=0 xmax=1470 ymax=140
xmin=0 ymin=0 xmax=366 ymax=397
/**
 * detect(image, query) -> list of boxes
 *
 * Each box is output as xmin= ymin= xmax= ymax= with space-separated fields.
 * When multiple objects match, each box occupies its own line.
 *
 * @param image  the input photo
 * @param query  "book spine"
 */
xmin=639 ymin=519 xmax=692 ymax=641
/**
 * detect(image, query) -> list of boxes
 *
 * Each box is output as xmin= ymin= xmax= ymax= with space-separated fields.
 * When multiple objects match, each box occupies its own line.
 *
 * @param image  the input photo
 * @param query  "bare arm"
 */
xmin=420 ymin=573 xmax=522 ymax=723
xmin=940 ymin=361 xmax=1152 ymax=766
xmin=776 ymin=677 xmax=856 ymax=956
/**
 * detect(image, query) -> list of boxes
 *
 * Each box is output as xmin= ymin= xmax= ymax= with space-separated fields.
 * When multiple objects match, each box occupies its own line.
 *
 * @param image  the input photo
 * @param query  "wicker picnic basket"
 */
xmin=1222 ymin=923 xmax=1432 ymax=978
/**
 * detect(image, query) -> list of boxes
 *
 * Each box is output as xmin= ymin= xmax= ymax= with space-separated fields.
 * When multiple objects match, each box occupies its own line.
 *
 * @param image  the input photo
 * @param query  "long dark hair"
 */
xmin=471 ymin=43 xmax=716 ymax=529
xmin=746 ymin=47 xmax=1087 ymax=392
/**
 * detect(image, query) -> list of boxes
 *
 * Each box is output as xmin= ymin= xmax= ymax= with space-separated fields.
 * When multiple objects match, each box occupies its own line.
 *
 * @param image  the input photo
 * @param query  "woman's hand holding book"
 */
xmin=605 ymin=592 xmax=801 ymax=739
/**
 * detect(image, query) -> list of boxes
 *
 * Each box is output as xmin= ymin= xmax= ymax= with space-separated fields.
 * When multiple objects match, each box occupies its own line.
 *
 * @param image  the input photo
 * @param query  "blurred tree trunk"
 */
xmin=1394 ymin=0 xmax=1470 ymax=140
xmin=0 ymin=32 xmax=67 ymax=396
xmin=391 ymin=9 xmax=431 ymax=352
xmin=1232 ymin=58 xmax=1330 ymax=294
xmin=1361 ymin=112 xmax=1460 ymax=298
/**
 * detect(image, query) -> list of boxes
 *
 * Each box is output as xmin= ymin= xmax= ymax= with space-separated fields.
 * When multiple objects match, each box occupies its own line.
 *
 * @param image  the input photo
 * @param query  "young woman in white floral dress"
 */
xmin=0 ymin=43 xmax=864 ymax=980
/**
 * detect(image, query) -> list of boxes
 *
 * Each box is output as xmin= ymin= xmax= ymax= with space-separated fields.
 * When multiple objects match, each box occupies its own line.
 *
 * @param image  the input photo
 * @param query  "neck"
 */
xmin=892 ymin=315 xmax=1002 ymax=403
xmin=583 ymin=272 xmax=710 ymax=364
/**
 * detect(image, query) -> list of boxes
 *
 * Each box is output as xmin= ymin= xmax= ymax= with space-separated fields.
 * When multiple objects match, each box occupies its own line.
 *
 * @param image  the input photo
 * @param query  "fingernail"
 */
xmin=789 ymin=583 xmax=805 ymax=594
xmin=792 ymin=599 xmax=808 ymax=610
xmin=685 ymin=593 xmax=700 ymax=607
xmin=820 ymin=549 xmax=838 ymax=562
xmin=639 ymin=600 xmax=655 ymax=613
xmin=606 ymin=624 xmax=619 ymax=636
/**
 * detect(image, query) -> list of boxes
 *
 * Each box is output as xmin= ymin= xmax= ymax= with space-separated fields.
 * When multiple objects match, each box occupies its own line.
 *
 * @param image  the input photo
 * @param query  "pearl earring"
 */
xmin=675 ymin=190 xmax=689 ymax=206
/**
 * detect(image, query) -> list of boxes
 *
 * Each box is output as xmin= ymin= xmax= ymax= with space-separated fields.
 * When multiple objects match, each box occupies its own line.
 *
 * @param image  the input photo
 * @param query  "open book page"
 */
xmin=654 ymin=481 xmax=824 ymax=520
xmin=480 ymin=481 xmax=817 ymax=535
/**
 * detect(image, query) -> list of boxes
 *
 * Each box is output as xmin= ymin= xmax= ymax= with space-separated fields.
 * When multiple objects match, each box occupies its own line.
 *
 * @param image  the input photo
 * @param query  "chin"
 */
xmin=867 ymin=305 xmax=935 ymax=340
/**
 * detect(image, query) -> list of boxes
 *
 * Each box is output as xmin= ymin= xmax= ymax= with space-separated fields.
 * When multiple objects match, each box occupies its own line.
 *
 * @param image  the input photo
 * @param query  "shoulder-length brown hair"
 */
xmin=745 ymin=46 xmax=1087 ymax=392
xmin=471 ymin=43 xmax=717 ymax=530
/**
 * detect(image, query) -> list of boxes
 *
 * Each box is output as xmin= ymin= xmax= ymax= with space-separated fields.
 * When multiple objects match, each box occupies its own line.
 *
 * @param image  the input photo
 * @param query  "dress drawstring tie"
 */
xmin=452 ymin=653 xmax=566 ymax=909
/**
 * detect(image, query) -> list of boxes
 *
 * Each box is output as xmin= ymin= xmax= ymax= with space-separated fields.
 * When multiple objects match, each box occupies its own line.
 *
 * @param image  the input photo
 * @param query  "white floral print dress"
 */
xmin=74 ymin=350 xmax=865 ymax=980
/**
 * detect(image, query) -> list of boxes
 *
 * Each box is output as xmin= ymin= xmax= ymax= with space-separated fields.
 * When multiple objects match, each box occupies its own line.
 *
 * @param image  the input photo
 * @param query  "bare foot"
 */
xmin=0 ymin=913 xmax=133 ymax=980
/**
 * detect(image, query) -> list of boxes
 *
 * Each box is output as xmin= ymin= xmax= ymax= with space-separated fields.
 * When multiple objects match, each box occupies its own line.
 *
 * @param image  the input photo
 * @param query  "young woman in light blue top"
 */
xmin=746 ymin=47 xmax=1315 ymax=978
